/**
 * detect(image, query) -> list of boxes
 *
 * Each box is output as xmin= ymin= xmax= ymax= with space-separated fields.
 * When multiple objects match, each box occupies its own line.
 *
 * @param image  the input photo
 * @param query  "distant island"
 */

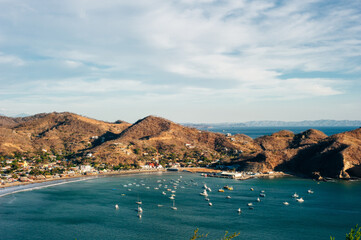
xmin=0 ymin=112 xmax=360 ymax=188
xmin=184 ymin=120 xmax=361 ymax=128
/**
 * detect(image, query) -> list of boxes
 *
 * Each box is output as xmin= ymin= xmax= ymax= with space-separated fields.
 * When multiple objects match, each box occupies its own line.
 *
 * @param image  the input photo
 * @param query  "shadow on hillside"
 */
xmin=274 ymin=141 xmax=348 ymax=178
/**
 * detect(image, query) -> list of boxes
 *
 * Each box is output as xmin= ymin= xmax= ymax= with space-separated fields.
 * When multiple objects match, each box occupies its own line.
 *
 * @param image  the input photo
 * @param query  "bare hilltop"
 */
xmin=1 ymin=112 xmax=360 ymax=179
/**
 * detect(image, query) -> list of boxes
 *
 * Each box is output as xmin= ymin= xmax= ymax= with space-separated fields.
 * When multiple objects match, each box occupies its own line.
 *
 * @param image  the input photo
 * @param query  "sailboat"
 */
xmin=171 ymin=200 xmax=177 ymax=210
xmin=200 ymin=189 xmax=208 ymax=197
xmin=136 ymin=194 xmax=142 ymax=205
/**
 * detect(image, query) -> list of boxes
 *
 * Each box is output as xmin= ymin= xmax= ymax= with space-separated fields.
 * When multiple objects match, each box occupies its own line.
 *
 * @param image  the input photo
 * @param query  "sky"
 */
xmin=0 ymin=0 xmax=361 ymax=123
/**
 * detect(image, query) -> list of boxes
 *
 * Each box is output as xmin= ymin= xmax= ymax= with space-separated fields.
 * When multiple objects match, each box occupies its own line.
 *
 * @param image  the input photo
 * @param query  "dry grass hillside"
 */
xmin=0 ymin=112 xmax=130 ymax=155
xmin=0 ymin=112 xmax=360 ymax=179
xmin=90 ymin=116 xmax=244 ymax=166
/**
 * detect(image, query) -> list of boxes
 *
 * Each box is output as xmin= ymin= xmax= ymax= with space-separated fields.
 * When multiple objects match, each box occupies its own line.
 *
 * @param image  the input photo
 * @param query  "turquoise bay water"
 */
xmin=0 ymin=173 xmax=360 ymax=240
xmin=200 ymin=126 xmax=358 ymax=138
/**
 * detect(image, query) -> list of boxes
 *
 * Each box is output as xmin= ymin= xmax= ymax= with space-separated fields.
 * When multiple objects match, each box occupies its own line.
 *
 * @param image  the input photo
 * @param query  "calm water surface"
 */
xmin=200 ymin=126 xmax=358 ymax=138
xmin=0 ymin=172 xmax=360 ymax=240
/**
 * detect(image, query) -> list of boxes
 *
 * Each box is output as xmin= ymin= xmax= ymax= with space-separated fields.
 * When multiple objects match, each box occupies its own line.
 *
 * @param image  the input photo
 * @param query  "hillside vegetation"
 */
xmin=1 ymin=112 xmax=360 ymax=179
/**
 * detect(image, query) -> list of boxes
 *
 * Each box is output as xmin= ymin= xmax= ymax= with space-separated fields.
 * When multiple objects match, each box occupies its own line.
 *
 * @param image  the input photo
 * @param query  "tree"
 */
xmin=190 ymin=229 xmax=239 ymax=240
xmin=331 ymin=225 xmax=361 ymax=240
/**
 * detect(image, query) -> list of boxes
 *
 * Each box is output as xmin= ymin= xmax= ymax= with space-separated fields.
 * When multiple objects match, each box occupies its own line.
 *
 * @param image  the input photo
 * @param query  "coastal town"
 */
xmin=0 ymin=147 xmax=287 ymax=188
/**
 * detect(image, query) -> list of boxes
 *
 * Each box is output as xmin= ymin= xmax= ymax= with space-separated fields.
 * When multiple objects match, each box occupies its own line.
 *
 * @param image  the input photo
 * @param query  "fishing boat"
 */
xmin=223 ymin=186 xmax=234 ymax=191
xmin=296 ymin=198 xmax=304 ymax=203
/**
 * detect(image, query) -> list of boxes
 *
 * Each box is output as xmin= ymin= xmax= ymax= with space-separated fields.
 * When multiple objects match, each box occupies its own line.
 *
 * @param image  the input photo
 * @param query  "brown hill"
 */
xmin=234 ymin=128 xmax=361 ymax=179
xmin=0 ymin=112 xmax=360 ymax=179
xmin=89 ymin=115 xmax=241 ymax=166
xmin=0 ymin=112 xmax=130 ymax=155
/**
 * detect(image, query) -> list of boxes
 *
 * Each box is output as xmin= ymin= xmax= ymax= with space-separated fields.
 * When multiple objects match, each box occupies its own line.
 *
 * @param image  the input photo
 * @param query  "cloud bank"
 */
xmin=0 ymin=0 xmax=360 ymax=122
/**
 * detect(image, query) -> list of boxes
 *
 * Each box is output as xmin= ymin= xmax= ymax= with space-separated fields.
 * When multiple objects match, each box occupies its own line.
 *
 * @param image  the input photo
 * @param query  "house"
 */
xmin=80 ymin=165 xmax=94 ymax=173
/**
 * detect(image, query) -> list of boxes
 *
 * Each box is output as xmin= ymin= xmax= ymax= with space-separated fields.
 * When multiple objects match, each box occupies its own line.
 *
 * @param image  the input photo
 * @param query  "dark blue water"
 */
xmin=199 ymin=126 xmax=358 ymax=138
xmin=0 ymin=173 xmax=360 ymax=240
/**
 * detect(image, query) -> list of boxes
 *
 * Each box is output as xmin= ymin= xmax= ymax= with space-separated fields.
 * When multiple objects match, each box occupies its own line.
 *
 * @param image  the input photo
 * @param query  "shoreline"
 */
xmin=0 ymin=169 xmax=166 ymax=194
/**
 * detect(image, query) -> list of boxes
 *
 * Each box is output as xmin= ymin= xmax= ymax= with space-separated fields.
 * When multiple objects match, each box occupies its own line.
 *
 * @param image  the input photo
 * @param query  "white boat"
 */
xmin=307 ymin=189 xmax=314 ymax=194
xmin=162 ymin=191 xmax=166 ymax=195
xmin=205 ymin=198 xmax=210 ymax=201
xmin=292 ymin=193 xmax=299 ymax=198
xmin=137 ymin=213 xmax=142 ymax=219
xmin=259 ymin=193 xmax=266 ymax=197
xmin=257 ymin=198 xmax=261 ymax=202
xmin=208 ymin=202 xmax=213 ymax=206
xmin=115 ymin=204 xmax=119 ymax=209
xmin=283 ymin=202 xmax=289 ymax=205
xmin=250 ymin=188 xmax=254 ymax=191
xmin=296 ymin=198 xmax=304 ymax=203
xmin=157 ymin=204 xmax=163 ymax=207
xmin=226 ymin=196 xmax=231 ymax=199
xmin=136 ymin=201 xmax=142 ymax=205
xmin=171 ymin=200 xmax=177 ymax=210
xmin=237 ymin=208 xmax=242 ymax=213
xmin=138 ymin=205 xmax=143 ymax=213
xmin=207 ymin=187 xmax=212 ymax=192
xmin=247 ymin=203 xmax=253 ymax=206
xmin=200 ymin=189 xmax=208 ymax=197
xmin=203 ymin=183 xmax=208 ymax=189
xmin=169 ymin=196 xmax=175 ymax=200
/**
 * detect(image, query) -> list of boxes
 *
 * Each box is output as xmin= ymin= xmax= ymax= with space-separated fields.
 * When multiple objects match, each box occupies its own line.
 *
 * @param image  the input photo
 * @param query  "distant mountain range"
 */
xmin=184 ymin=120 xmax=361 ymax=128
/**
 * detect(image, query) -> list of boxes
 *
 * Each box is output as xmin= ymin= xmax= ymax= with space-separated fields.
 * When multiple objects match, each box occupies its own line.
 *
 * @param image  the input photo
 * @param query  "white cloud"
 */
xmin=0 ymin=0 xmax=360 ymax=121
xmin=0 ymin=52 xmax=24 ymax=66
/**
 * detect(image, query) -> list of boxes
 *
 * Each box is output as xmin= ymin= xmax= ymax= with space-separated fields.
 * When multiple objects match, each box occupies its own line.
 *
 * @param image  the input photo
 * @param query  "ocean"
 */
xmin=0 ymin=172 xmax=360 ymax=240
xmin=196 ymin=126 xmax=358 ymax=138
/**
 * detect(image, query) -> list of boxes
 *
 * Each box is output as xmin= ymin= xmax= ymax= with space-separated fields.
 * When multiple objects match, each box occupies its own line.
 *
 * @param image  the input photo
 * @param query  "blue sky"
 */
xmin=0 ymin=0 xmax=360 ymax=123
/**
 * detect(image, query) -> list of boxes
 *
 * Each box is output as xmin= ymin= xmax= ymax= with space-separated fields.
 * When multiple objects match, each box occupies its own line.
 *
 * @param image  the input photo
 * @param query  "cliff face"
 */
xmin=0 ymin=112 xmax=360 ymax=179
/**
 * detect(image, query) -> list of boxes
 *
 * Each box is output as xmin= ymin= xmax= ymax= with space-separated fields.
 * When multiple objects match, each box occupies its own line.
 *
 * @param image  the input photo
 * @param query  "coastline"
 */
xmin=0 ymin=169 xmax=166 ymax=196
